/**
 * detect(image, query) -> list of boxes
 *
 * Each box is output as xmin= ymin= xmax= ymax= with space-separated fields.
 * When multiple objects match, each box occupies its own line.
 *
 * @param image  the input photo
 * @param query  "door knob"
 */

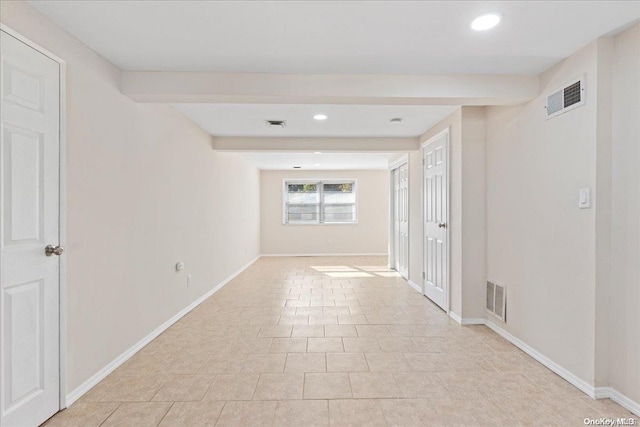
xmin=438 ymin=223 xmax=446 ymax=228
xmin=45 ymin=245 xmax=64 ymax=256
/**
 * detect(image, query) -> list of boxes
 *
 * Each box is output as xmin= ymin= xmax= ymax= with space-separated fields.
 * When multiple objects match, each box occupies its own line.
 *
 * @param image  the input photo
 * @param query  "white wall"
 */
xmin=608 ymin=22 xmax=640 ymax=404
xmin=460 ymin=107 xmax=487 ymax=319
xmin=1 ymin=1 xmax=261 ymax=394
xmin=260 ymin=170 xmax=388 ymax=255
xmin=486 ymin=40 xmax=600 ymax=386
xmin=485 ymin=26 xmax=640 ymax=404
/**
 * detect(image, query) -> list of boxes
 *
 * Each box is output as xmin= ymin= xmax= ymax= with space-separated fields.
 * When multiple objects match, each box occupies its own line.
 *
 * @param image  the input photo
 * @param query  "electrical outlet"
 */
xmin=187 ymin=274 xmax=191 ymax=287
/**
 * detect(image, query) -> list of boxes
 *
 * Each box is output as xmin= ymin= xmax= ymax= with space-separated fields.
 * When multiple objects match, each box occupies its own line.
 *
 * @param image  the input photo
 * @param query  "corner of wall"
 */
xmin=594 ymin=36 xmax=615 ymax=389
xmin=460 ymin=107 xmax=488 ymax=319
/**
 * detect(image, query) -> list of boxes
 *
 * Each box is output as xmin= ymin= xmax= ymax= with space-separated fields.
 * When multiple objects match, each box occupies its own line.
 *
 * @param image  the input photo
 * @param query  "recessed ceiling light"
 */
xmin=315 ymin=163 xmax=320 ymax=166
xmin=471 ymin=13 xmax=501 ymax=31
xmin=314 ymin=151 xmax=322 ymax=154
xmin=390 ymin=117 xmax=403 ymax=124
xmin=313 ymin=114 xmax=328 ymax=121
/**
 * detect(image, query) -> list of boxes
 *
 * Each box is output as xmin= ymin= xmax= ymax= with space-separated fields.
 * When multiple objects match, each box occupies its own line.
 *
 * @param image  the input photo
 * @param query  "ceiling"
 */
xmin=173 ymin=104 xmax=458 ymax=137
xmin=241 ymin=152 xmax=394 ymax=170
xmin=28 ymin=1 xmax=640 ymax=75
xmin=27 ymin=0 xmax=639 ymax=171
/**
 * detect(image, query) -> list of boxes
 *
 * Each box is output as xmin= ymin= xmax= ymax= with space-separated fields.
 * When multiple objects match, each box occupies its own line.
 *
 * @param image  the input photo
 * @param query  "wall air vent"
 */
xmin=486 ymin=281 xmax=506 ymax=322
xmin=545 ymin=75 xmax=586 ymax=119
xmin=266 ymin=120 xmax=286 ymax=128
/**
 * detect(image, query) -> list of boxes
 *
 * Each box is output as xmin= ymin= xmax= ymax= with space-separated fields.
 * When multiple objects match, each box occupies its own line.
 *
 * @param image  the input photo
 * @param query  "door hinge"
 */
xmin=422 ymin=271 xmax=426 ymax=279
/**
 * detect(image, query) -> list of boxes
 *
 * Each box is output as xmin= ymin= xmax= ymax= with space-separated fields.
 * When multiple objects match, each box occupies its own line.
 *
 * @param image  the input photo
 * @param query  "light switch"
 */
xmin=579 ymin=188 xmax=591 ymax=209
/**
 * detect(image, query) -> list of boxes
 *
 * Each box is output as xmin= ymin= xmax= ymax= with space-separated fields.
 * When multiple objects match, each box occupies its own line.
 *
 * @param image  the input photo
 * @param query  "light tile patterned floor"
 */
xmin=44 ymin=256 xmax=636 ymax=426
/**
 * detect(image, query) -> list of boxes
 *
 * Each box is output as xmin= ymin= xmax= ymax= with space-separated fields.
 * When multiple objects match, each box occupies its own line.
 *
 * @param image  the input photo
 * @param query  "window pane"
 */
xmin=323 ymin=182 xmax=353 ymax=192
xmin=287 ymin=183 xmax=319 ymax=203
xmin=287 ymin=204 xmax=319 ymax=222
xmin=323 ymin=204 xmax=356 ymax=223
xmin=323 ymin=182 xmax=355 ymax=204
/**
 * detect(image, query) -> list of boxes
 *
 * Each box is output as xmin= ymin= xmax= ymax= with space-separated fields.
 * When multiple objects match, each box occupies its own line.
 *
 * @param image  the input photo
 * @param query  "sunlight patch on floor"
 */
xmin=324 ymin=272 xmax=374 ymax=278
xmin=311 ymin=266 xmax=358 ymax=272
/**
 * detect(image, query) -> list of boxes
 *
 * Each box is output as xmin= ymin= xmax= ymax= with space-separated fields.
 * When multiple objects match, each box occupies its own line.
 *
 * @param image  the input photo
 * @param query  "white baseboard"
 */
xmin=482 ymin=319 xmax=639 ymax=416
xmin=65 ymin=255 xmax=260 ymax=406
xmin=449 ymin=311 xmax=462 ymax=324
xmin=407 ymin=280 xmax=422 ymax=293
xmin=594 ymin=387 xmax=640 ymax=416
xmin=484 ymin=318 xmax=597 ymax=398
xmin=448 ymin=312 xmax=485 ymax=325
xmin=609 ymin=388 xmax=640 ymax=416
xmin=260 ymin=253 xmax=388 ymax=257
xmin=461 ymin=317 xmax=486 ymax=325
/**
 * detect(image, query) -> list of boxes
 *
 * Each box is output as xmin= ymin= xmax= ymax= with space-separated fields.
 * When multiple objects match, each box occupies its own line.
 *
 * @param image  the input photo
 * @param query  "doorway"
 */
xmin=1 ymin=28 xmax=65 ymax=426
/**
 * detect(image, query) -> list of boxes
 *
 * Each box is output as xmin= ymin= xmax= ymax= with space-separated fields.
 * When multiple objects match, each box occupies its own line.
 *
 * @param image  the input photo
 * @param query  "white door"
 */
xmin=397 ymin=163 xmax=409 ymax=278
xmin=391 ymin=163 xmax=409 ymax=279
xmin=1 ymin=30 xmax=61 ymax=427
xmin=422 ymin=131 xmax=448 ymax=311
xmin=392 ymin=168 xmax=400 ymax=271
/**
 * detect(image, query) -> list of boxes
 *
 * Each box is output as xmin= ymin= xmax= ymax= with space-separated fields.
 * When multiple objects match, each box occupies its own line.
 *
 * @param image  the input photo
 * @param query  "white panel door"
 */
xmin=1 ymin=31 xmax=61 ymax=427
xmin=392 ymin=168 xmax=400 ymax=271
xmin=398 ymin=163 xmax=409 ymax=278
xmin=391 ymin=163 xmax=409 ymax=279
xmin=423 ymin=131 xmax=448 ymax=311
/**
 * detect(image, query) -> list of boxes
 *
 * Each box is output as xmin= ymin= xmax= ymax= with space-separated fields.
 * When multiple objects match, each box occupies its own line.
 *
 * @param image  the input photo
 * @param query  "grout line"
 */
xmin=214 ymin=401 xmax=230 ymax=426
xmin=97 ymin=403 xmax=121 ymax=427
xmin=155 ymin=402 xmax=174 ymax=426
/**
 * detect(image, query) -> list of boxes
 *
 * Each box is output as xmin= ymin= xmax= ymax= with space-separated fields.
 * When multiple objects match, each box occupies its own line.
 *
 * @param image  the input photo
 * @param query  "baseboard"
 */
xmin=461 ymin=317 xmax=486 ymax=325
xmin=260 ymin=253 xmax=388 ymax=257
xmin=482 ymin=319 xmax=639 ymax=416
xmin=594 ymin=387 xmax=640 ymax=416
xmin=609 ymin=388 xmax=640 ymax=416
xmin=484 ymin=319 xmax=597 ymax=398
xmin=449 ymin=311 xmax=462 ymax=324
xmin=65 ymin=255 xmax=260 ymax=406
xmin=407 ymin=280 xmax=422 ymax=293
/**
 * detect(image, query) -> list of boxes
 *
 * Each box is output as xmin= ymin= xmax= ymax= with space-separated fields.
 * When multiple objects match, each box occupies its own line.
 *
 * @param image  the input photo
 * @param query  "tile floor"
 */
xmin=44 ymin=256 xmax=637 ymax=426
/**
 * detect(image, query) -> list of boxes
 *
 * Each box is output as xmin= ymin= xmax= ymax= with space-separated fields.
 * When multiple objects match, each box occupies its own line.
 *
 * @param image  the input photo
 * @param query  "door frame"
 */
xmin=388 ymin=154 xmax=409 ymax=276
xmin=1 ymin=24 xmax=68 ymax=410
xmin=421 ymin=128 xmax=450 ymax=313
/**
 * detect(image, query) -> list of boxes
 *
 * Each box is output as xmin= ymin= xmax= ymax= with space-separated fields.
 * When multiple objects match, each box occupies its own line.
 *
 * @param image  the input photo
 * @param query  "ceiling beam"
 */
xmin=212 ymin=137 xmax=419 ymax=152
xmin=122 ymin=72 xmax=539 ymax=105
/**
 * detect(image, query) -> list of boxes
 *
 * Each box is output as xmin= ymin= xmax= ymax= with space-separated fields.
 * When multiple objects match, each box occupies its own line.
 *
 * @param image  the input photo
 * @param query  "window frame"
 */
xmin=282 ymin=179 xmax=358 ymax=225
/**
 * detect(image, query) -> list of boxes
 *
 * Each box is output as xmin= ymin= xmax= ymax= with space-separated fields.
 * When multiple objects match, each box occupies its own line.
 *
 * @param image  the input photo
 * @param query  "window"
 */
xmin=284 ymin=180 xmax=357 ymax=224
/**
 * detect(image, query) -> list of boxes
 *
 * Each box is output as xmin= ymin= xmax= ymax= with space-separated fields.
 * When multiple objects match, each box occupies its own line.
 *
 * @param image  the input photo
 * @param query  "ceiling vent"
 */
xmin=486 ymin=281 xmax=506 ymax=322
xmin=545 ymin=75 xmax=586 ymax=119
xmin=266 ymin=120 xmax=286 ymax=128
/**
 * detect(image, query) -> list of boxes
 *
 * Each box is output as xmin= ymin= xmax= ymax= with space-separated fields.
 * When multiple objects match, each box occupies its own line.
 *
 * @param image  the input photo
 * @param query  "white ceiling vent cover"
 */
xmin=545 ymin=75 xmax=586 ymax=119
xmin=486 ymin=281 xmax=506 ymax=322
xmin=266 ymin=120 xmax=286 ymax=128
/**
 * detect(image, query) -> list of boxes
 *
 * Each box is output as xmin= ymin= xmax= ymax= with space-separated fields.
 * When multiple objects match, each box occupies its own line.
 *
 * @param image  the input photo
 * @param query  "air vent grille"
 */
xmin=486 ymin=281 xmax=506 ymax=322
xmin=266 ymin=120 xmax=286 ymax=128
xmin=545 ymin=76 xmax=585 ymax=120
xmin=563 ymin=81 xmax=582 ymax=108
xmin=486 ymin=282 xmax=495 ymax=313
